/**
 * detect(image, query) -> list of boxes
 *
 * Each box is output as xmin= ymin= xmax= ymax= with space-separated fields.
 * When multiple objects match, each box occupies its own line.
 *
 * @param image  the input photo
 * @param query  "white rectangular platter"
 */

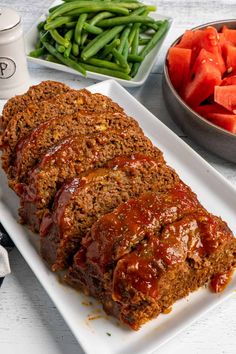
xmin=0 ymin=79 xmax=236 ymax=354
xmin=24 ymin=0 xmax=172 ymax=87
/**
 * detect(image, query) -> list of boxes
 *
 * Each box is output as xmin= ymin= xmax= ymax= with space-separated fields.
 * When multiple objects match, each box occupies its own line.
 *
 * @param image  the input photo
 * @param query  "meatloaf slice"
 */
xmin=0 ymin=80 xmax=71 ymax=130
xmin=16 ymin=129 xmax=163 ymax=232
xmin=10 ymin=111 xmax=141 ymax=182
xmin=65 ymin=184 xmax=236 ymax=330
xmin=40 ymin=154 xmax=179 ymax=271
xmin=1 ymin=89 xmax=124 ymax=173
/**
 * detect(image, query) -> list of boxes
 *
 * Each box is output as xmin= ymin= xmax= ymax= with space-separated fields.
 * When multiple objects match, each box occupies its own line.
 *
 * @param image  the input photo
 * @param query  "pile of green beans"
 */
xmin=29 ymin=0 xmax=169 ymax=80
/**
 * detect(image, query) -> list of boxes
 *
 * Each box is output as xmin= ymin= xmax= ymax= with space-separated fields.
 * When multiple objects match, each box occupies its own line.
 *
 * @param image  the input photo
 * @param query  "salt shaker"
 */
xmin=0 ymin=7 xmax=30 ymax=99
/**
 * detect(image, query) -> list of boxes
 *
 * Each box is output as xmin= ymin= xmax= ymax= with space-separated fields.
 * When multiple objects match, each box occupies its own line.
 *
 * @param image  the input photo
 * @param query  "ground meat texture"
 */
xmin=65 ymin=184 xmax=236 ymax=330
xmin=0 ymin=81 xmax=71 ymax=131
xmin=10 ymin=111 xmax=141 ymax=183
xmin=16 ymin=129 xmax=163 ymax=232
xmin=1 ymin=89 xmax=124 ymax=174
xmin=39 ymin=154 xmax=179 ymax=271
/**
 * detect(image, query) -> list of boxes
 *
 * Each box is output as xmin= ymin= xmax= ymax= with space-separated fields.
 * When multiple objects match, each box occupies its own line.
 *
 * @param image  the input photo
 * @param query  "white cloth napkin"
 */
xmin=0 ymin=245 xmax=11 ymax=277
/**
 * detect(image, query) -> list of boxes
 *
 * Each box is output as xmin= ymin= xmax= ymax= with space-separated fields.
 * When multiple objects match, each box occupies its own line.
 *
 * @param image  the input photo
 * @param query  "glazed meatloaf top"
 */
xmin=40 ymin=154 xmax=179 ymax=270
xmin=0 ymin=80 xmax=71 ymax=130
xmin=10 ymin=110 xmax=141 ymax=182
xmin=0 ymin=88 xmax=124 ymax=171
xmin=16 ymin=129 xmax=163 ymax=230
xmin=82 ymin=181 xmax=203 ymax=275
xmin=67 ymin=183 xmax=236 ymax=329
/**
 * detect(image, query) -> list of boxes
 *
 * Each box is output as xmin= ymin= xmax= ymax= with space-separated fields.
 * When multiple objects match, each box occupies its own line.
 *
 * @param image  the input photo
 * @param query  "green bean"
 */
xmin=145 ymin=5 xmax=156 ymax=12
xmin=111 ymin=48 xmax=128 ymax=68
xmin=44 ymin=16 xmax=73 ymax=30
xmin=81 ymin=11 xmax=114 ymax=46
xmin=97 ymin=15 xmax=155 ymax=28
xmin=65 ymin=6 xmax=128 ymax=16
xmin=65 ymin=29 xmax=74 ymax=41
xmin=139 ymin=37 xmax=150 ymax=45
xmin=72 ymin=42 xmax=79 ymax=56
xmin=49 ymin=2 xmax=129 ymax=20
xmin=100 ymin=38 xmax=120 ymax=58
xmin=37 ymin=21 xmax=45 ymax=31
xmin=48 ymin=4 xmax=61 ymax=13
xmin=117 ymin=27 xmax=130 ymax=54
xmin=78 ymin=62 xmax=131 ymax=80
xmin=127 ymin=53 xmax=143 ymax=62
xmin=83 ymin=22 xmax=103 ymax=35
xmin=141 ymin=20 xmax=169 ymax=57
xmin=65 ymin=21 xmax=77 ymax=28
xmin=130 ymin=5 xmax=147 ymax=16
xmin=35 ymin=38 xmax=43 ymax=49
xmin=64 ymin=43 xmax=72 ymax=58
xmin=29 ymin=47 xmax=46 ymax=58
xmin=123 ymin=38 xmax=129 ymax=61
xmin=131 ymin=26 xmax=139 ymax=54
xmin=56 ymin=43 xmax=66 ymax=53
xmin=129 ymin=22 xmax=139 ymax=45
xmin=49 ymin=29 xmax=70 ymax=48
xmin=81 ymin=25 xmax=124 ymax=61
xmin=81 ymin=57 xmax=130 ymax=73
xmin=105 ymin=53 xmax=113 ymax=61
xmin=111 ymin=2 xmax=143 ymax=9
xmin=41 ymin=40 xmax=87 ymax=76
xmin=131 ymin=20 xmax=169 ymax=77
xmin=146 ymin=22 xmax=159 ymax=31
xmin=75 ymin=13 xmax=87 ymax=45
xmin=89 ymin=11 xmax=114 ymax=25
xmin=45 ymin=54 xmax=61 ymax=63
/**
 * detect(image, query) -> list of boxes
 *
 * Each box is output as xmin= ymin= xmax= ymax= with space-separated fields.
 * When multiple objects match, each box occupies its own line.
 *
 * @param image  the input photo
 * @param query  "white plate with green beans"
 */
xmin=25 ymin=0 xmax=172 ymax=87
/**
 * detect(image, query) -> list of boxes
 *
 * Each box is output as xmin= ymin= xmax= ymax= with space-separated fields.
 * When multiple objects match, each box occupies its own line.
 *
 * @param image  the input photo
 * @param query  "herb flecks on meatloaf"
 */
xmin=40 ymin=154 xmax=178 ymax=271
xmin=65 ymin=183 xmax=236 ymax=330
xmin=16 ymin=130 xmax=163 ymax=232
xmin=0 ymin=80 xmax=70 ymax=130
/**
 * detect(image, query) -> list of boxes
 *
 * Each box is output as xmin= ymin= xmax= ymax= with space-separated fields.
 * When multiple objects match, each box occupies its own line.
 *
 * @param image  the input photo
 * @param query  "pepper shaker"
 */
xmin=0 ymin=7 xmax=30 ymax=99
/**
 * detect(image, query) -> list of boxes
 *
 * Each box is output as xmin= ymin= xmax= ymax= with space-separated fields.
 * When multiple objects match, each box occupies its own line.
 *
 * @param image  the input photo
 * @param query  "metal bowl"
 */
xmin=162 ymin=19 xmax=236 ymax=163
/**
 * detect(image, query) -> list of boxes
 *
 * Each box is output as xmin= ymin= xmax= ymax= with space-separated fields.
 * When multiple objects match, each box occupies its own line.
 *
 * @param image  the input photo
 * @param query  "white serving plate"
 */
xmin=1 ymin=79 xmax=236 ymax=354
xmin=24 ymin=0 xmax=172 ymax=87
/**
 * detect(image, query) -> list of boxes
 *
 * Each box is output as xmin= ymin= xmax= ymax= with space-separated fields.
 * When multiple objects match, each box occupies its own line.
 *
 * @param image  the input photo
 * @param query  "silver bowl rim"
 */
xmin=163 ymin=18 xmax=236 ymax=139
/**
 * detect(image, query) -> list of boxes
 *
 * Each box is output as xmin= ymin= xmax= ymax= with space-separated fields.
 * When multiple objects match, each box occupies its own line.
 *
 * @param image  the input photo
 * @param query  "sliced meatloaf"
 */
xmin=40 ymin=154 xmax=179 ymax=271
xmin=16 ymin=129 xmax=163 ymax=232
xmin=65 ymin=183 xmax=236 ymax=330
xmin=1 ymin=89 xmax=124 ymax=173
xmin=10 ymin=111 xmax=141 ymax=182
xmin=0 ymin=80 xmax=71 ymax=130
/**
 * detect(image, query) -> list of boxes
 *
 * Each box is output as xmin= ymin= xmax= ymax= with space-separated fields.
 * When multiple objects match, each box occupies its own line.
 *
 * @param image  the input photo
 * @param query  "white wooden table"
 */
xmin=1 ymin=1 xmax=236 ymax=353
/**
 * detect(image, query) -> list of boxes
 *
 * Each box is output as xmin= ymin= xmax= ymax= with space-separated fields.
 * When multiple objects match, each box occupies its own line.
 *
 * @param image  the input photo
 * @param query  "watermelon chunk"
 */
xmin=198 ymin=27 xmax=226 ymax=74
xmin=176 ymin=30 xmax=194 ymax=49
xmin=205 ymin=113 xmax=236 ymax=133
xmin=214 ymin=85 xmax=236 ymax=113
xmin=221 ymin=75 xmax=236 ymax=86
xmin=192 ymin=48 xmax=222 ymax=74
xmin=184 ymin=55 xmax=222 ymax=107
xmin=195 ymin=103 xmax=232 ymax=116
xmin=222 ymin=26 xmax=236 ymax=46
xmin=167 ymin=47 xmax=192 ymax=93
xmin=224 ymin=43 xmax=236 ymax=73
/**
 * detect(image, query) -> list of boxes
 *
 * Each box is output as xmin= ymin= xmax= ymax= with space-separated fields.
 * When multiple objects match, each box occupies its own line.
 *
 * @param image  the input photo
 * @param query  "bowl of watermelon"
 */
xmin=163 ymin=19 xmax=236 ymax=163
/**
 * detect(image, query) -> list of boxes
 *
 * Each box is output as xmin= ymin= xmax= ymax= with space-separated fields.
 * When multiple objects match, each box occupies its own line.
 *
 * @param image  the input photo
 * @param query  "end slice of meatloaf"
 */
xmin=0 ymin=80 xmax=71 ymax=131
xmin=9 ymin=111 xmax=141 ymax=182
xmin=16 ymin=129 xmax=163 ymax=232
xmin=39 ymin=154 xmax=179 ymax=271
xmin=65 ymin=183 xmax=236 ymax=330
xmin=0 ymin=89 xmax=124 ymax=172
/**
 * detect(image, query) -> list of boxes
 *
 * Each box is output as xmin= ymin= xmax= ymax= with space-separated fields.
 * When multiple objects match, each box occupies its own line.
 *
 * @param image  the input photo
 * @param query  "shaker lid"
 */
xmin=0 ymin=7 xmax=21 ymax=32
